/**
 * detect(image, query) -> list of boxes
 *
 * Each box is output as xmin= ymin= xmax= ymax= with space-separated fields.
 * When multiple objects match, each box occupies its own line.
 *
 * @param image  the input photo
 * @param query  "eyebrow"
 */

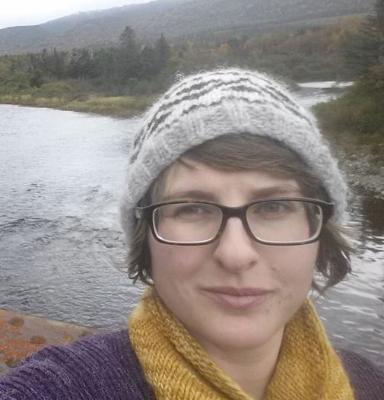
xmin=161 ymin=190 xmax=217 ymax=202
xmin=248 ymin=185 xmax=302 ymax=199
xmin=161 ymin=184 xmax=302 ymax=203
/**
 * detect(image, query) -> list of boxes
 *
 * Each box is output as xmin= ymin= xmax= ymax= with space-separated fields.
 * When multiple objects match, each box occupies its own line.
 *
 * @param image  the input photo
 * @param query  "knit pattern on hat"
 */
xmin=120 ymin=68 xmax=347 ymax=242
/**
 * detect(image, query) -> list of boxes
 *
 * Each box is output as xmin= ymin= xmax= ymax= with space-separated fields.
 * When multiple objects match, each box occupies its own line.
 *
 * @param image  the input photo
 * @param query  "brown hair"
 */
xmin=127 ymin=134 xmax=351 ymax=293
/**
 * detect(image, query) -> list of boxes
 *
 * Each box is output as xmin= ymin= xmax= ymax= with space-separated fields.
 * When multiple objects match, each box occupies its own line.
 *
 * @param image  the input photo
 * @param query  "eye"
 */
xmin=250 ymin=201 xmax=295 ymax=218
xmin=167 ymin=203 xmax=217 ymax=220
xmin=176 ymin=204 xmax=204 ymax=215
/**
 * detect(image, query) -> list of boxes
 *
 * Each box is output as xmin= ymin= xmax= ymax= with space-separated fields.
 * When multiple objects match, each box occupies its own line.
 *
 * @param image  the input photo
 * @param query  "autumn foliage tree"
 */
xmin=343 ymin=0 xmax=384 ymax=79
xmin=315 ymin=0 xmax=384 ymax=146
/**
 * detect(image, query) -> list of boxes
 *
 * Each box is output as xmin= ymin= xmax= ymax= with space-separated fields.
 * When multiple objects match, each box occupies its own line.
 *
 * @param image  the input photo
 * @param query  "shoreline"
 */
xmin=0 ymin=94 xmax=154 ymax=118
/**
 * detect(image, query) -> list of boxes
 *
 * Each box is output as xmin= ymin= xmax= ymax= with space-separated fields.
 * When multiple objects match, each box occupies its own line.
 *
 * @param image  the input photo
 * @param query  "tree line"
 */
xmin=0 ymin=1 xmax=383 ymax=99
xmin=0 ymin=20 xmax=366 ymax=97
xmin=314 ymin=0 xmax=384 ymax=145
xmin=343 ymin=0 xmax=384 ymax=81
xmin=0 ymin=26 xmax=171 ymax=95
xmin=30 ymin=26 xmax=171 ymax=85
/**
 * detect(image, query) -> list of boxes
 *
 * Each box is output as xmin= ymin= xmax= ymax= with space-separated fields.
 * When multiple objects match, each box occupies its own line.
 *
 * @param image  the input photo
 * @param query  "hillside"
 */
xmin=0 ymin=0 xmax=374 ymax=55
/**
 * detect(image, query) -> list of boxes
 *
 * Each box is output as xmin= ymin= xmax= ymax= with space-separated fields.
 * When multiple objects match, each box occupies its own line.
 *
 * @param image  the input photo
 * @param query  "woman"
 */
xmin=1 ymin=68 xmax=383 ymax=399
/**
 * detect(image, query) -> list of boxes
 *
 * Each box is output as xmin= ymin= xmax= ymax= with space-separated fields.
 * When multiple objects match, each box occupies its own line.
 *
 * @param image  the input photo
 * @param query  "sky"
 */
xmin=0 ymin=0 xmax=153 ymax=29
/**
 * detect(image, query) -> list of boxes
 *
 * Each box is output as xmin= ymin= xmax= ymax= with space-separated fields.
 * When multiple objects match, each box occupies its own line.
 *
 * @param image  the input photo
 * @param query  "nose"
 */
xmin=212 ymin=216 xmax=260 ymax=273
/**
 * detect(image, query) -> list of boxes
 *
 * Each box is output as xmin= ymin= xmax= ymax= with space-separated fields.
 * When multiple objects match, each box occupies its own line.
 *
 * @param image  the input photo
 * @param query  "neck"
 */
xmin=197 ymin=329 xmax=284 ymax=400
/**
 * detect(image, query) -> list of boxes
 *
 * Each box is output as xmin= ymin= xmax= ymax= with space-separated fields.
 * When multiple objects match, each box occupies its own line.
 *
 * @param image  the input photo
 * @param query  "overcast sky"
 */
xmin=0 ymin=0 xmax=153 ymax=29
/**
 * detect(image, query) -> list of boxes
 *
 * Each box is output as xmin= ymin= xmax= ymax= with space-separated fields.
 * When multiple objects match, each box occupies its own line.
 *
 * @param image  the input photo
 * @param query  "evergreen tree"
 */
xmin=30 ymin=49 xmax=68 ymax=80
xmin=343 ymin=0 xmax=384 ymax=77
xmin=372 ymin=0 xmax=384 ymax=68
xmin=371 ymin=0 xmax=384 ymax=31
xmin=93 ymin=47 xmax=120 ymax=81
xmin=154 ymin=34 xmax=171 ymax=71
xmin=68 ymin=49 xmax=96 ymax=79
xmin=29 ymin=69 xmax=44 ymax=88
xmin=119 ymin=26 xmax=138 ymax=53
xmin=51 ymin=48 xmax=66 ymax=79
xmin=118 ymin=26 xmax=140 ymax=80
xmin=139 ymin=45 xmax=158 ymax=78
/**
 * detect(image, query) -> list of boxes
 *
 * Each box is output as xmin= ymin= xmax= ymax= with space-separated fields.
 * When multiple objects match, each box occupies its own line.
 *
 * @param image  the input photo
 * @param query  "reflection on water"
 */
xmin=295 ymin=81 xmax=353 ymax=108
xmin=354 ymin=195 xmax=384 ymax=258
xmin=315 ymin=194 xmax=384 ymax=367
xmin=0 ymin=101 xmax=383 ymax=367
xmin=358 ymin=194 xmax=384 ymax=242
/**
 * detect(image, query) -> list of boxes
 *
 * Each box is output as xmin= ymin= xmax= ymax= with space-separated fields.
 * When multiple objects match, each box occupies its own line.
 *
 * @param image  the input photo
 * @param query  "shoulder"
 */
xmin=339 ymin=349 xmax=384 ymax=400
xmin=0 ymin=329 xmax=154 ymax=400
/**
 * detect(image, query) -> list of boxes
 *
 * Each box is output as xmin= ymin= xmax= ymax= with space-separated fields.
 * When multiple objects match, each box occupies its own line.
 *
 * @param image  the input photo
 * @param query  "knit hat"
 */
xmin=120 ymin=68 xmax=347 ymax=243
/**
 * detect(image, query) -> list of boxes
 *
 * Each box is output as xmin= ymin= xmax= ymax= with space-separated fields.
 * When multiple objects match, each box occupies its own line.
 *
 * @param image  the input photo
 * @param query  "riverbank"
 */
xmin=314 ymin=132 xmax=384 ymax=197
xmin=0 ymin=93 xmax=154 ymax=118
xmin=333 ymin=145 xmax=384 ymax=197
xmin=312 ymin=82 xmax=384 ymax=197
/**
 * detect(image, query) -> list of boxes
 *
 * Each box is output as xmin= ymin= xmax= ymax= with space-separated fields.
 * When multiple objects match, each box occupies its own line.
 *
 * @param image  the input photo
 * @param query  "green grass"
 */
xmin=0 ymin=78 xmax=156 ymax=117
xmin=313 ymin=79 xmax=384 ymax=165
xmin=0 ymin=93 xmax=154 ymax=117
xmin=65 ymin=95 xmax=154 ymax=117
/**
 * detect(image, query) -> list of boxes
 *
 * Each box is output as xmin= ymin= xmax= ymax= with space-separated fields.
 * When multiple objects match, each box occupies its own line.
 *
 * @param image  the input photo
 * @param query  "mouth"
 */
xmin=202 ymin=286 xmax=272 ymax=310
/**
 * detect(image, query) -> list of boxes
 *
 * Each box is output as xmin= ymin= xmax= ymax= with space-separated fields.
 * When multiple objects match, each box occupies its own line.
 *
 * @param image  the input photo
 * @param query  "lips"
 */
xmin=202 ymin=286 xmax=272 ymax=309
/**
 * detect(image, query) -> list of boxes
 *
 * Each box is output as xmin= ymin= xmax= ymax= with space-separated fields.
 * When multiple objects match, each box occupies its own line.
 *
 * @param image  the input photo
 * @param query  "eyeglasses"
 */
xmin=135 ymin=197 xmax=333 ymax=246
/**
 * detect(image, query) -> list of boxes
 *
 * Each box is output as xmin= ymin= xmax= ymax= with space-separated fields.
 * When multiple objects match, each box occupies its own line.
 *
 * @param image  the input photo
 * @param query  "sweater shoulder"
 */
xmin=0 ymin=329 xmax=154 ymax=400
xmin=339 ymin=349 xmax=384 ymax=400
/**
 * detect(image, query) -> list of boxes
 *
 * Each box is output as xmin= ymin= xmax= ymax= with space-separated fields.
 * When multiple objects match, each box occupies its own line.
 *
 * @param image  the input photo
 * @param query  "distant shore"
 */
xmin=0 ymin=94 xmax=154 ymax=118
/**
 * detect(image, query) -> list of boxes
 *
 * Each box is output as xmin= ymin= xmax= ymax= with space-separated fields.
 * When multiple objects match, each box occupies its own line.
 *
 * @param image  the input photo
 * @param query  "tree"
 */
xmin=68 ymin=49 xmax=96 ymax=79
xmin=93 ymin=47 xmax=120 ymax=81
xmin=119 ymin=26 xmax=138 ymax=54
xmin=51 ymin=48 xmax=66 ymax=79
xmin=371 ymin=0 xmax=384 ymax=32
xmin=29 ymin=69 xmax=44 ymax=88
xmin=138 ymin=45 xmax=158 ymax=78
xmin=154 ymin=34 xmax=171 ymax=71
xmin=118 ymin=26 xmax=140 ymax=80
xmin=343 ymin=0 xmax=384 ymax=78
xmin=372 ymin=0 xmax=384 ymax=67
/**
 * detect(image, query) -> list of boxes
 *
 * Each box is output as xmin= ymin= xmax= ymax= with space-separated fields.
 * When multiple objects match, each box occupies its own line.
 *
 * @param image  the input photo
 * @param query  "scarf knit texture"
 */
xmin=129 ymin=291 xmax=355 ymax=400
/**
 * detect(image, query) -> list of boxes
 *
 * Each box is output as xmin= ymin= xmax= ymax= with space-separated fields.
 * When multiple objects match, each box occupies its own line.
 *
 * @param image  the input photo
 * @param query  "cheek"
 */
xmin=149 ymin=233 xmax=208 ymax=280
xmin=149 ymin=235 xmax=211 ymax=312
xmin=269 ymin=243 xmax=318 ymax=290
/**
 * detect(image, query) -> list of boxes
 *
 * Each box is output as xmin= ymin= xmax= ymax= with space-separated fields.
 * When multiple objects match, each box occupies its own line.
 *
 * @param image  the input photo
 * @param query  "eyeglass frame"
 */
xmin=135 ymin=197 xmax=334 ymax=246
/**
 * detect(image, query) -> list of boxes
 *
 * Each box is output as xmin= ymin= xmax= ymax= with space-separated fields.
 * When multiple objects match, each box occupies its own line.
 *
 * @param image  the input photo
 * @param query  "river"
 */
xmin=0 ymin=83 xmax=383 ymax=367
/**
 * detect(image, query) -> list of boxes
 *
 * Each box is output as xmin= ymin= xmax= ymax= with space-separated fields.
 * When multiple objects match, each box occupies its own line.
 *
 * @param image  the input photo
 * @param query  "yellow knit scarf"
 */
xmin=129 ymin=290 xmax=355 ymax=400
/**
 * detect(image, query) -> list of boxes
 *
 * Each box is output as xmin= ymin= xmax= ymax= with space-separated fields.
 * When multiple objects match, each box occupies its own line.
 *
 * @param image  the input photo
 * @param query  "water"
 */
xmin=0 ymin=106 xmax=143 ymax=328
xmin=0 ymin=85 xmax=383 ymax=366
xmin=315 ymin=194 xmax=384 ymax=364
xmin=296 ymin=81 xmax=353 ymax=108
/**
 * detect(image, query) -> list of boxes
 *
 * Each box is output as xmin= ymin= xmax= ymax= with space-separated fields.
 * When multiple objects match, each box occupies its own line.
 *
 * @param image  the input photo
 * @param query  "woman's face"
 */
xmin=149 ymin=159 xmax=318 ymax=354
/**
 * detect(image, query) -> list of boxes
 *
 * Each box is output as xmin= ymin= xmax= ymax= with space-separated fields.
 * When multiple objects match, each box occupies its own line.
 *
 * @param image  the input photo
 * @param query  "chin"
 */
xmin=196 ymin=323 xmax=281 ymax=353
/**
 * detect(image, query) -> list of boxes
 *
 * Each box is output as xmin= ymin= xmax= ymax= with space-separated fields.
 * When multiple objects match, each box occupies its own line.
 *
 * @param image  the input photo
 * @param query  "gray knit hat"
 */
xmin=120 ymin=68 xmax=347 ymax=242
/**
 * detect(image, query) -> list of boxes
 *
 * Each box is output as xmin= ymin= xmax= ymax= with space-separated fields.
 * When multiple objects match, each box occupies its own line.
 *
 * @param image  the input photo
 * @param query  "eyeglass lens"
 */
xmin=152 ymin=201 xmax=323 ymax=244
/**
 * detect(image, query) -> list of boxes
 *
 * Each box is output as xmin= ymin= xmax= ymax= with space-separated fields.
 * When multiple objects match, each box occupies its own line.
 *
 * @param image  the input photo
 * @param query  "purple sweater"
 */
xmin=0 ymin=330 xmax=383 ymax=399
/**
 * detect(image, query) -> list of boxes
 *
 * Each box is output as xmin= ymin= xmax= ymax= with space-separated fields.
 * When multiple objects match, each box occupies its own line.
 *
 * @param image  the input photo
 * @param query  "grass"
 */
xmin=64 ymin=95 xmax=154 ymax=117
xmin=313 ymin=78 xmax=384 ymax=167
xmin=0 ymin=93 xmax=154 ymax=117
xmin=0 ymin=79 xmax=156 ymax=117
